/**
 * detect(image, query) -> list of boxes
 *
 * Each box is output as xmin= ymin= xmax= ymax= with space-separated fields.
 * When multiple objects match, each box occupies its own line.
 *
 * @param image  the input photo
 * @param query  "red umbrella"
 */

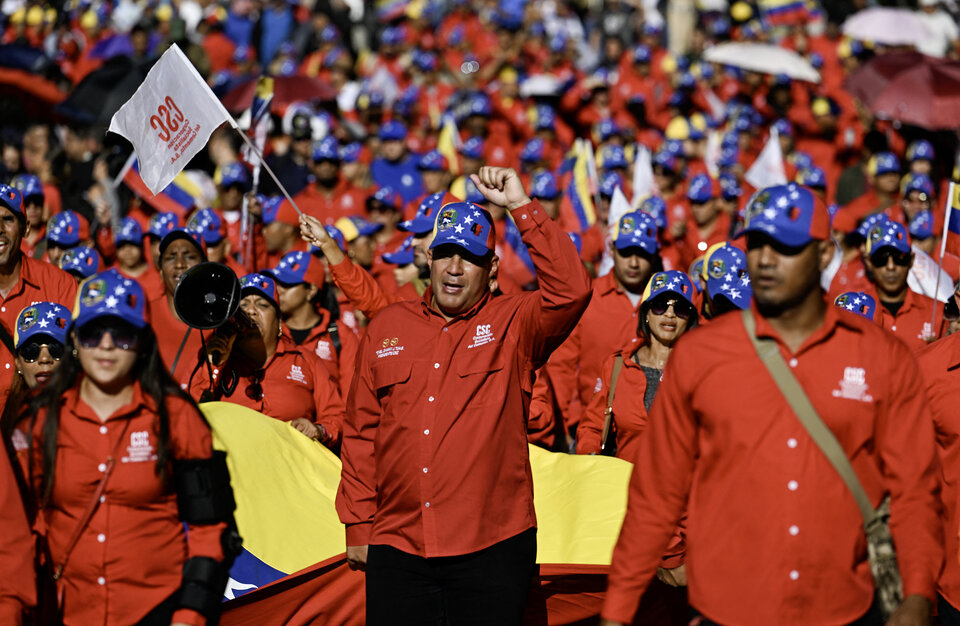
xmin=870 ymin=61 xmax=960 ymax=130
xmin=221 ymin=76 xmax=338 ymax=112
xmin=844 ymin=52 xmax=931 ymax=105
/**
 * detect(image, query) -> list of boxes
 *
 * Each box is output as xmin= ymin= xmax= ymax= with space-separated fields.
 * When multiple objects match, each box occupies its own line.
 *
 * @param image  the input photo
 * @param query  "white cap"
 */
xmin=919 ymin=0 xmax=939 ymax=7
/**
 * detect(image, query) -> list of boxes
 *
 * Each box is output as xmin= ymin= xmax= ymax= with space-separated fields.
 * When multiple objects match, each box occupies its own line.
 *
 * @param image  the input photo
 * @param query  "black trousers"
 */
xmin=365 ymin=528 xmax=538 ymax=626
xmin=940 ymin=594 xmax=960 ymax=626
xmin=695 ymin=599 xmax=882 ymax=626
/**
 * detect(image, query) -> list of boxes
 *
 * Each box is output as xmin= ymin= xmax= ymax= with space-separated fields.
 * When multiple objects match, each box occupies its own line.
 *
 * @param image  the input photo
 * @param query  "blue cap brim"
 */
xmin=383 ymin=249 xmax=415 ymax=265
xmin=430 ymin=232 xmax=490 ymax=258
xmin=736 ymin=221 xmax=813 ymax=248
xmin=73 ymin=309 xmax=148 ymax=331
xmin=398 ymin=216 xmax=434 ymax=234
xmin=263 ymin=267 xmax=303 ymax=285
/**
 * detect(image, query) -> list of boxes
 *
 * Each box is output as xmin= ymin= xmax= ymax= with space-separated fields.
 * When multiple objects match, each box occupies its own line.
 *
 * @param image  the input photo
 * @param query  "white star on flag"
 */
xmin=45 ymin=311 xmax=55 ymax=319
xmin=847 ymin=303 xmax=855 ymax=310
xmin=454 ymin=224 xmax=464 ymax=234
xmin=729 ymin=289 xmax=741 ymax=299
xmin=724 ymin=274 xmax=733 ymax=282
xmin=105 ymin=296 xmax=119 ymax=308
xmin=38 ymin=319 xmax=48 ymax=328
xmin=473 ymin=211 xmax=481 ymax=217
xmin=464 ymin=216 xmax=474 ymax=224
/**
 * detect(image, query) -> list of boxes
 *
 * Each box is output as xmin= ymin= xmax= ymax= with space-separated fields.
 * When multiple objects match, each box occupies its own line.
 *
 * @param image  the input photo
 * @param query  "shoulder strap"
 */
xmin=600 ymin=354 xmax=624 ymax=453
xmin=0 ymin=320 xmax=16 ymax=357
xmin=741 ymin=309 xmax=877 ymax=527
xmin=327 ymin=321 xmax=342 ymax=357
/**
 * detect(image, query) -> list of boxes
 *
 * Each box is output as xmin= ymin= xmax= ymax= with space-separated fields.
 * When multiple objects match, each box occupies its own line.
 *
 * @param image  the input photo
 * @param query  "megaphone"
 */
xmin=173 ymin=262 xmax=242 ymax=329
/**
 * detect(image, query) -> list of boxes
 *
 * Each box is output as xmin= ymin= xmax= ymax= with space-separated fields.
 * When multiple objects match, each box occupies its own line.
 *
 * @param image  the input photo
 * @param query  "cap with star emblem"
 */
xmin=159 ymin=227 xmax=206 ymax=258
xmin=147 ymin=212 xmax=180 ymax=240
xmin=429 ymin=201 xmax=496 ymax=258
xmin=335 ymin=216 xmax=383 ymax=242
xmin=47 ymin=210 xmax=90 ymax=247
xmin=700 ymin=242 xmax=752 ymax=310
xmin=265 ymin=250 xmax=326 ymax=287
xmin=187 ymin=208 xmax=226 ymax=245
xmin=864 ymin=219 xmax=910 ymax=256
xmin=114 ymin=217 xmax=145 ymax=247
xmin=613 ymin=211 xmax=659 ymax=255
xmin=834 ymin=291 xmax=877 ymax=321
xmin=15 ymin=301 xmax=70 ymax=349
xmin=383 ymin=235 xmax=415 ymax=265
xmin=0 ymin=184 xmax=22 ymax=215
xmin=640 ymin=270 xmax=697 ymax=310
xmin=737 ymin=183 xmax=830 ymax=247
xmin=399 ymin=192 xmax=456 ymax=235
xmin=73 ymin=269 xmax=148 ymax=330
xmin=240 ymin=273 xmax=278 ymax=309
xmin=60 ymin=246 xmax=102 ymax=280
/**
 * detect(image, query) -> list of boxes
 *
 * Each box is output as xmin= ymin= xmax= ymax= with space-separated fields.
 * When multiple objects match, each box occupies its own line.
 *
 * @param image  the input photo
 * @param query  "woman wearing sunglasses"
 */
xmin=577 ymin=270 xmax=699 ymax=625
xmin=191 ymin=272 xmax=345 ymax=448
xmin=26 ymin=269 xmax=237 ymax=626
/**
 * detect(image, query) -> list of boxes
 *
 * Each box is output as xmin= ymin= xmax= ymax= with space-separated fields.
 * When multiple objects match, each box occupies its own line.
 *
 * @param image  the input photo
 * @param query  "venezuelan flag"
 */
xmin=944 ymin=182 xmax=960 ymax=257
xmin=502 ymin=215 xmax=537 ymax=287
xmin=241 ymin=77 xmax=273 ymax=171
xmin=123 ymin=160 xmax=205 ymax=217
xmin=758 ymin=0 xmax=812 ymax=25
xmin=205 ymin=403 xmax=633 ymax=625
xmin=437 ymin=114 xmax=462 ymax=175
xmin=566 ymin=140 xmax=598 ymax=232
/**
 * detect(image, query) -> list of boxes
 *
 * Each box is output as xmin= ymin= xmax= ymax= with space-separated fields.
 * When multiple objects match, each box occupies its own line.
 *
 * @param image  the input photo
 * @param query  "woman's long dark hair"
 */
xmin=312 ymin=283 xmax=340 ymax=322
xmin=30 ymin=323 xmax=202 ymax=505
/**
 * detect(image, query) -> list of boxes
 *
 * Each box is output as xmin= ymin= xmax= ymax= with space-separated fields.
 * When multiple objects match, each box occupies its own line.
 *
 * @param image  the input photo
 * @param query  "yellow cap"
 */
xmin=660 ymin=54 xmax=677 ymax=75
xmin=80 ymin=9 xmax=99 ymax=30
xmin=10 ymin=7 xmax=25 ymax=24
xmin=155 ymin=4 xmax=173 ymax=21
xmin=837 ymin=40 xmax=852 ymax=59
xmin=44 ymin=7 xmax=57 ymax=24
xmin=26 ymin=6 xmax=44 ymax=26
xmin=665 ymin=117 xmax=690 ymax=141
xmin=811 ymin=97 xmax=830 ymax=117
xmin=689 ymin=112 xmax=707 ymax=132
xmin=731 ymin=1 xmax=753 ymax=21
xmin=499 ymin=67 xmax=518 ymax=84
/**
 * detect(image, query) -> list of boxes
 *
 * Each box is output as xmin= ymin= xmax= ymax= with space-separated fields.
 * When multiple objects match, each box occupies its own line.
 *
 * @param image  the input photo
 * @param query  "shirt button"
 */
xmin=424 ymin=502 xmax=431 ymax=508
xmin=434 ymin=363 xmax=440 ymax=368
xmin=4 ymin=363 xmax=8 ymax=370
xmin=787 ymin=438 xmax=798 ymax=448
xmin=697 ymin=241 xmax=708 ymax=251
xmin=789 ymin=525 xmax=799 ymax=536
xmin=787 ymin=480 xmax=799 ymax=491
xmin=97 ymin=576 xmax=106 ymax=586
xmin=98 ymin=463 xmax=106 ymax=472
xmin=1 ymin=307 xmax=6 ymax=313
xmin=443 ymin=328 xmax=448 ymax=332
xmin=891 ymin=325 xmax=897 ymax=331
xmin=788 ymin=358 xmax=798 ymax=368
xmin=789 ymin=570 xmax=799 ymax=581
xmin=99 ymin=426 xmax=107 ymax=434
xmin=97 ymin=533 xmax=106 ymax=543
xmin=213 ymin=368 xmax=219 ymax=376
xmin=99 ymin=495 xmax=106 ymax=503
xmin=428 ymin=396 xmax=435 ymax=402
xmin=422 ymin=467 xmax=428 ymax=473
xmin=424 ymin=429 xmax=430 ymax=435
xmin=521 ymin=214 xmax=527 ymax=219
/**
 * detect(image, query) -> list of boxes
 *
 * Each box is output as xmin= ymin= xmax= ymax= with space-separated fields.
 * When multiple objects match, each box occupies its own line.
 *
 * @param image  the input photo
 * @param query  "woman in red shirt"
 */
xmin=28 ymin=268 xmax=237 ymax=626
xmin=191 ymin=272 xmax=345 ymax=449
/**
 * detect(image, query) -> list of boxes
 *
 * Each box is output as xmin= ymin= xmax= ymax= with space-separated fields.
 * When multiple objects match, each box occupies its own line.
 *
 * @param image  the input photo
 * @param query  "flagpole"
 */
xmin=231 ymin=125 xmax=304 ymax=217
xmin=932 ymin=181 xmax=955 ymax=327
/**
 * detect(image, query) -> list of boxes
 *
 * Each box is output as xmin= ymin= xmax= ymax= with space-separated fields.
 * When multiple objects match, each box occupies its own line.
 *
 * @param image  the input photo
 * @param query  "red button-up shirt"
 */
xmin=190 ymin=335 xmax=345 ymax=446
xmin=0 ymin=255 xmax=77 ymax=407
xmin=148 ymin=293 xmax=204 ymax=386
xmin=0 ymin=436 xmax=34 ymax=624
xmin=336 ymin=200 xmax=591 ymax=557
xmin=31 ymin=383 xmax=226 ymax=626
xmin=549 ymin=272 xmax=639 ymax=433
xmin=918 ymin=333 xmax=960 ymax=610
xmin=603 ymin=303 xmax=942 ymax=625
xmin=865 ymin=285 xmax=942 ymax=352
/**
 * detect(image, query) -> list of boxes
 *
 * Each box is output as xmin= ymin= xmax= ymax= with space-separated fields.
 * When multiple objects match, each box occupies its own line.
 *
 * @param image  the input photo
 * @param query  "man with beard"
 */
xmin=281 ymin=136 xmax=366 ymax=225
xmin=601 ymin=183 xmax=942 ymax=626
xmin=0 ymin=184 xmax=76 ymax=410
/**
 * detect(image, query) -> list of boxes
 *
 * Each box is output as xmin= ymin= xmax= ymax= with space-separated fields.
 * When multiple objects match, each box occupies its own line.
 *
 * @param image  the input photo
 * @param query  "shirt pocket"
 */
xmin=371 ymin=359 xmax=413 ymax=399
xmin=456 ymin=350 xmax=507 ymax=408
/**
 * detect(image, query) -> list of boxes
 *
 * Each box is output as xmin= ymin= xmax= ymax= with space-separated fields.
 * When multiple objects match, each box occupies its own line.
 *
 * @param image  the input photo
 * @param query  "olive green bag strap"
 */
xmin=600 ymin=355 xmax=624 ymax=454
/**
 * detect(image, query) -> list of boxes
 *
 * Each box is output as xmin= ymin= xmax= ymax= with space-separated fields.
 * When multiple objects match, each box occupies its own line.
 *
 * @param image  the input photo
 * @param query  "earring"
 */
xmin=72 ymin=348 xmax=78 ymax=358
xmin=16 ymin=370 xmax=21 ymax=376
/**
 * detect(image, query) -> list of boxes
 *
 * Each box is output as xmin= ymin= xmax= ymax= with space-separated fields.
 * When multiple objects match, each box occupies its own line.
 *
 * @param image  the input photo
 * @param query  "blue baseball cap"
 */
xmin=464 ymin=178 xmax=486 ymax=204
xmin=530 ymin=172 xmax=560 ymax=200
xmin=313 ymin=136 xmax=341 ymax=162
xmin=147 ymin=212 xmax=180 ymax=239
xmin=718 ymin=146 xmax=740 ymax=169
xmin=115 ymin=217 xmax=144 ymax=246
xmin=0 ymin=184 xmax=23 ymax=215
xmin=266 ymin=250 xmax=326 ymax=286
xmin=400 ymin=192 xmax=450 ymax=235
xmin=597 ymin=119 xmax=620 ymax=141
xmin=902 ymin=172 xmax=934 ymax=199
xmin=854 ymin=213 xmax=891 ymax=240
xmin=534 ymin=104 xmax=556 ymax=130
xmin=797 ymin=166 xmax=827 ymax=190
xmin=418 ymin=150 xmax=449 ymax=171
xmin=865 ymin=219 xmax=911 ymax=256
xmin=701 ymin=242 xmax=751 ymax=309
xmin=430 ymin=202 xmax=496 ymax=257
xmin=687 ymin=174 xmax=716 ymax=203
xmin=187 ymin=208 xmax=225 ymax=245
xmin=379 ymin=120 xmax=407 ymax=141
xmin=48 ymin=211 xmax=87 ymax=247
xmin=719 ymin=173 xmax=742 ymax=200
xmin=689 ymin=258 xmax=704 ymax=293
xmin=239 ymin=272 xmax=278 ymax=307
xmin=383 ymin=235 xmax=415 ymax=265
xmin=599 ymin=171 xmax=623 ymax=198
xmin=772 ymin=119 xmax=793 ymax=137
xmin=218 ymin=162 xmax=251 ymax=191
xmin=15 ymin=301 xmax=70 ymax=349
xmin=260 ymin=195 xmax=285 ymax=225
xmin=738 ymin=183 xmax=831 ymax=247
xmin=335 ymin=215 xmax=383 ymax=242
xmin=653 ymin=151 xmax=678 ymax=173
xmin=906 ymin=139 xmax=935 ymax=163
xmin=459 ymin=137 xmax=484 ymax=159
xmin=340 ymin=142 xmax=363 ymax=163
xmin=792 ymin=153 xmax=814 ymax=171
xmin=613 ymin=211 xmax=659 ymax=254
xmin=159 ymin=227 xmax=205 ymax=258
xmin=869 ymin=152 xmax=900 ymax=177
xmin=639 ymin=196 xmax=668 ymax=230
xmin=641 ymin=270 xmax=697 ymax=310
xmin=59 ymin=246 xmax=101 ymax=279
xmin=467 ymin=94 xmax=493 ymax=117
xmin=633 ymin=44 xmax=651 ymax=64
xmin=521 ymin=139 xmax=545 ymax=163
xmin=73 ymin=269 xmax=148 ymax=330
xmin=602 ymin=145 xmax=628 ymax=170
xmin=367 ymin=186 xmax=404 ymax=212
xmin=834 ymin=291 xmax=877 ymax=321
xmin=11 ymin=174 xmax=43 ymax=203
xmin=413 ymin=50 xmax=437 ymax=71
xmin=908 ymin=210 xmax=934 ymax=240
xmin=324 ymin=225 xmax=346 ymax=251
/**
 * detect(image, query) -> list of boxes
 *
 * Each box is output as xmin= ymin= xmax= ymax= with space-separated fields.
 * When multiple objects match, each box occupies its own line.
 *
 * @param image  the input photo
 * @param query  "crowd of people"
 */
xmin=2 ymin=0 xmax=960 ymax=623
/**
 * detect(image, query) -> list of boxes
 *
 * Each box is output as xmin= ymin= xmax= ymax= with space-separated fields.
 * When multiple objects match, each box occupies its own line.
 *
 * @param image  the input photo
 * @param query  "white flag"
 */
xmin=908 ymin=244 xmax=954 ymax=302
xmin=631 ymin=144 xmax=655 ymax=207
xmin=704 ymin=130 xmax=722 ymax=178
xmin=597 ymin=186 xmax=634 ymax=277
xmin=108 ymin=44 xmax=235 ymax=195
xmin=745 ymin=127 xmax=787 ymax=191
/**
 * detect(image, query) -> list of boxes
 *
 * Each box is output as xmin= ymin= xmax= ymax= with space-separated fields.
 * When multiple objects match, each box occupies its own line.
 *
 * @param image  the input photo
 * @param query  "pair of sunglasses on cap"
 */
xmin=647 ymin=295 xmax=696 ymax=320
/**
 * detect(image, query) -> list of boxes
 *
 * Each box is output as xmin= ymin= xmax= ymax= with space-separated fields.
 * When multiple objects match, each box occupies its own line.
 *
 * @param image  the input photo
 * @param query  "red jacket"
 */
xmin=603 ymin=304 xmax=942 ymax=624
xmin=336 ymin=200 xmax=591 ymax=557
xmin=865 ymin=285 xmax=942 ymax=352
xmin=282 ymin=309 xmax=359 ymax=399
xmin=0 ymin=435 xmax=34 ymax=623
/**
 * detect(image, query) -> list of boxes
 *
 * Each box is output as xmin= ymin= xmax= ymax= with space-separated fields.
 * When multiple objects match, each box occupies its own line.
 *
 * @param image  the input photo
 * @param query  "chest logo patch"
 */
xmin=287 ymin=364 xmax=307 ymax=384
xmin=468 ymin=324 xmax=496 ymax=349
xmin=831 ymin=366 xmax=873 ymax=403
xmin=315 ymin=340 xmax=332 ymax=360
xmin=122 ymin=430 xmax=157 ymax=463
xmin=377 ymin=337 xmax=404 ymax=358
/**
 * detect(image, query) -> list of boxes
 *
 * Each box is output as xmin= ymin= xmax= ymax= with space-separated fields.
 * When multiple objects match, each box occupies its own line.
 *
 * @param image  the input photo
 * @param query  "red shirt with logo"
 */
xmin=283 ymin=309 xmax=360 ymax=399
xmin=337 ymin=200 xmax=591 ymax=557
xmin=603 ymin=304 xmax=942 ymax=624
xmin=864 ymin=285 xmax=942 ymax=352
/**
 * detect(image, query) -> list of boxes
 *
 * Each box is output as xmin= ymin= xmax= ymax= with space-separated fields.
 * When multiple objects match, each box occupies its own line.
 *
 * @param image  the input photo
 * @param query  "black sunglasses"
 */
xmin=869 ymin=249 xmax=911 ymax=268
xmin=18 ymin=340 xmax=64 ymax=363
xmin=77 ymin=322 xmax=140 ymax=351
xmin=648 ymin=297 xmax=695 ymax=320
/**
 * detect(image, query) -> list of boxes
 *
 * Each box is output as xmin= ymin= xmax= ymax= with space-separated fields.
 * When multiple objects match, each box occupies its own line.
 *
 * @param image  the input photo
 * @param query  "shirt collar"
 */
xmin=65 ymin=378 xmax=154 ymax=423
xmin=751 ymin=296 xmax=861 ymax=356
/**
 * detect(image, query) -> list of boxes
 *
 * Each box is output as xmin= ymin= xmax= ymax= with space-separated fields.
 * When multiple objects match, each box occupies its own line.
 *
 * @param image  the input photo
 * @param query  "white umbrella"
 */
xmin=703 ymin=42 xmax=821 ymax=83
xmin=842 ymin=7 xmax=931 ymax=47
xmin=520 ymin=74 xmax=564 ymax=98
